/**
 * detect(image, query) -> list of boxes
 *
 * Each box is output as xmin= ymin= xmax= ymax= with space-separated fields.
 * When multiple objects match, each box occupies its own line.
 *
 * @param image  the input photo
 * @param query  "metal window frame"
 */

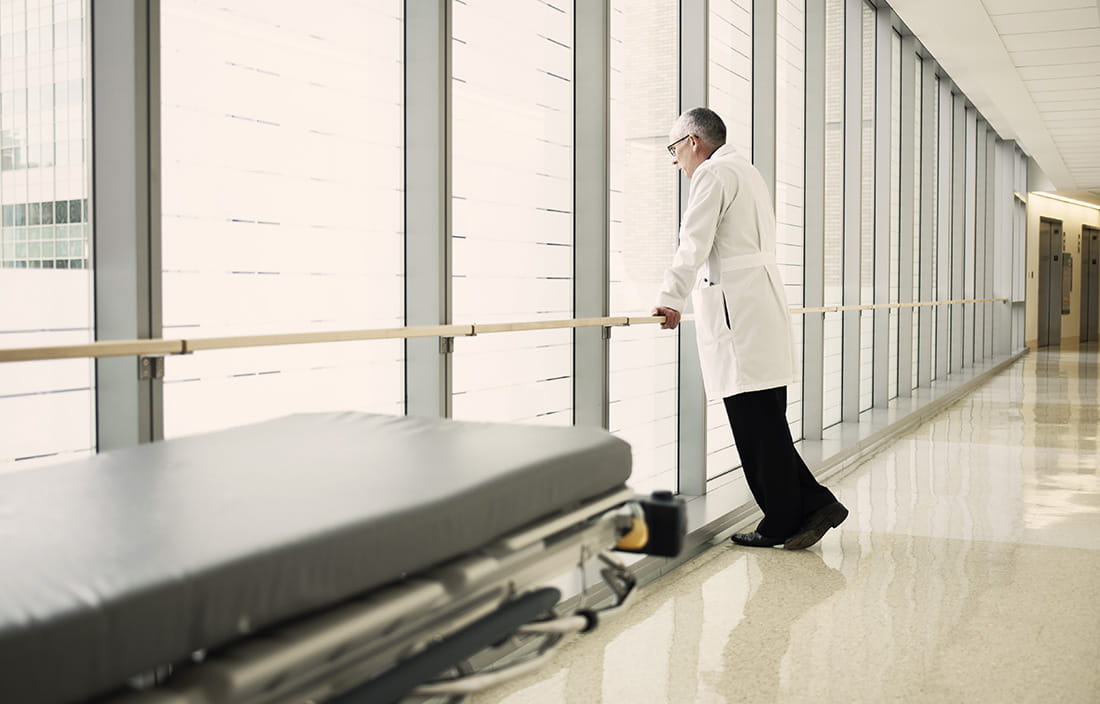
xmin=984 ymin=128 xmax=998 ymax=358
xmin=897 ymin=35 xmax=916 ymax=397
xmin=404 ymin=0 xmax=451 ymax=419
xmin=917 ymin=56 xmax=936 ymax=388
xmin=678 ymin=0 xmax=708 ymax=496
xmin=994 ymin=138 xmax=1007 ymax=356
xmin=92 ymin=0 xmax=162 ymax=450
xmin=803 ymin=0 xmax=826 ymax=440
xmin=950 ymin=92 xmax=965 ymax=373
xmin=573 ymin=0 xmax=611 ymax=430
xmin=974 ymin=119 xmax=988 ymax=362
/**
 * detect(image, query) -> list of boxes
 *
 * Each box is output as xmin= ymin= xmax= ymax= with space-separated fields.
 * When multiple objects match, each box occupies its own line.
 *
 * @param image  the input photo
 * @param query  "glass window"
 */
xmin=708 ymin=0 xmax=751 ymax=153
xmin=450 ymin=0 xmax=574 ymax=426
xmin=964 ymin=107 xmax=977 ymax=363
xmin=609 ymin=0 xmax=679 ymax=494
xmin=859 ymin=1 xmax=874 ymax=413
xmin=936 ymin=80 xmax=952 ymax=380
xmin=0 ymin=0 xmax=93 ymax=471
xmin=823 ymin=0 xmax=844 ymax=428
xmin=160 ymin=1 xmax=405 ymax=438
xmin=706 ymin=0 xmax=752 ymax=481
xmin=777 ymin=0 xmax=805 ymax=439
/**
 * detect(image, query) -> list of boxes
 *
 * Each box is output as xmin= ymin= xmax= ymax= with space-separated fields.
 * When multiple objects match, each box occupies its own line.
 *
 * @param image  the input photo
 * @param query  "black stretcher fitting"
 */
xmin=616 ymin=490 xmax=687 ymax=558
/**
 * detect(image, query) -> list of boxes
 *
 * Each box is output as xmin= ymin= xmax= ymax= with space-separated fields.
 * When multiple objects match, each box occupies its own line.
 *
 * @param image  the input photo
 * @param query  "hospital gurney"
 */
xmin=0 ymin=412 xmax=685 ymax=704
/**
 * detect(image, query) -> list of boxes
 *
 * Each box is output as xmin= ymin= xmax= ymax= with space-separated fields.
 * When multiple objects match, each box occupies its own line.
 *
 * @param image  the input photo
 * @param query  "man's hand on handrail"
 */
xmin=653 ymin=307 xmax=681 ymax=330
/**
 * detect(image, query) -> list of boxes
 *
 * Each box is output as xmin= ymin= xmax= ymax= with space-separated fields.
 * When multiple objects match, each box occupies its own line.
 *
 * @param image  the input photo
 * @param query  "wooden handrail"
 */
xmin=0 ymin=298 xmax=1009 ymax=363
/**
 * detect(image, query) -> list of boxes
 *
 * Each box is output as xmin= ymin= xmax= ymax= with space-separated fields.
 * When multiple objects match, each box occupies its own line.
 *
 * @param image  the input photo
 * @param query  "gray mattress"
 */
xmin=0 ymin=412 xmax=632 ymax=704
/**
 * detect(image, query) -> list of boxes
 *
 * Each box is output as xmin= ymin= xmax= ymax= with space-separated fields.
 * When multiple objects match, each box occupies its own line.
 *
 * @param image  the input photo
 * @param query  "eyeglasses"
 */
xmin=666 ymin=134 xmax=691 ymax=157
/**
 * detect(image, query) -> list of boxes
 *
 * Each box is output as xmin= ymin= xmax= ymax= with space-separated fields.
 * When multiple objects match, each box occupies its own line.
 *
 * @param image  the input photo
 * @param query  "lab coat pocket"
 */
xmin=692 ymin=284 xmax=739 ymax=399
xmin=693 ymin=285 xmax=733 ymax=345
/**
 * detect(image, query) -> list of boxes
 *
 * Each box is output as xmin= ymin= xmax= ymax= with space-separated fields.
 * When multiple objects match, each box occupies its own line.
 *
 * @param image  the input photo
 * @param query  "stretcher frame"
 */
xmin=105 ymin=487 xmax=645 ymax=704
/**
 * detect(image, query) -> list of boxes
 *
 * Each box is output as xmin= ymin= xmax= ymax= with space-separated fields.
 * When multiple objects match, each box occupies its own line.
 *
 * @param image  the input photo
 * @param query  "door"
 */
xmin=1037 ymin=218 xmax=1063 ymax=347
xmin=1084 ymin=226 xmax=1100 ymax=343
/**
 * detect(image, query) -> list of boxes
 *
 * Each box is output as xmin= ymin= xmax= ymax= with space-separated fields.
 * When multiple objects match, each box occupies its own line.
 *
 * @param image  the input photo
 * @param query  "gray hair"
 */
xmin=673 ymin=107 xmax=726 ymax=148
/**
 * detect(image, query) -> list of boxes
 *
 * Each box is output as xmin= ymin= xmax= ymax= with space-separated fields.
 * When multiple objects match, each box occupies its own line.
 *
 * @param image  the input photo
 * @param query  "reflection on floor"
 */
xmin=471 ymin=345 xmax=1100 ymax=703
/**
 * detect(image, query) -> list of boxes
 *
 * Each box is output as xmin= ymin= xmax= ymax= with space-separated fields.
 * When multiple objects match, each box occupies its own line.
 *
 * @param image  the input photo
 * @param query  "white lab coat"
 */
xmin=656 ymin=144 xmax=796 ymax=400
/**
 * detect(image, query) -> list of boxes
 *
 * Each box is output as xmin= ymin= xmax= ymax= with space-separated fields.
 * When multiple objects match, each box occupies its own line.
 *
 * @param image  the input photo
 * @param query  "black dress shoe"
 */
xmin=730 ymin=531 xmax=785 ymax=548
xmin=783 ymin=501 xmax=849 ymax=550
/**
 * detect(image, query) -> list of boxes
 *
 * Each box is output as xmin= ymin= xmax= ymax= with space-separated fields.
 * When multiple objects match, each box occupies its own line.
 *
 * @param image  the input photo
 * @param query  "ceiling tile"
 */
xmin=1028 ymin=87 xmax=1100 ymax=101
xmin=1026 ymin=75 xmax=1100 ymax=92
xmin=1048 ymin=132 xmax=1100 ymax=140
xmin=982 ymin=0 xmax=1093 ymax=14
xmin=1018 ymin=63 xmax=1100 ymax=79
xmin=892 ymin=0 xmax=1094 ymax=190
xmin=1010 ymin=46 xmax=1100 ymax=66
xmin=1002 ymin=28 xmax=1100 ymax=52
xmin=992 ymin=7 xmax=1099 ymax=34
xmin=1035 ymin=98 xmax=1100 ymax=110
xmin=1042 ymin=109 xmax=1100 ymax=118
xmin=1039 ymin=111 xmax=1100 ymax=121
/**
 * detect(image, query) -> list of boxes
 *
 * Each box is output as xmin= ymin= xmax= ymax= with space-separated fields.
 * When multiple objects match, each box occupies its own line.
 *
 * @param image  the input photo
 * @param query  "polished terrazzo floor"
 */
xmin=471 ymin=346 xmax=1100 ymax=704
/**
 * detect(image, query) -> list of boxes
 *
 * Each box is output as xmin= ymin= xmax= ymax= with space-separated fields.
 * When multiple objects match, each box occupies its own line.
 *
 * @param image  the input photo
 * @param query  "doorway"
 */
xmin=1037 ymin=217 xmax=1063 ymax=347
xmin=1083 ymin=225 xmax=1099 ymax=343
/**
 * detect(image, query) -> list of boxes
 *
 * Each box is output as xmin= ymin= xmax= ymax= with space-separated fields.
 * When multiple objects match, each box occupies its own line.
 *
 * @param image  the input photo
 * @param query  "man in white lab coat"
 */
xmin=654 ymin=107 xmax=848 ymax=550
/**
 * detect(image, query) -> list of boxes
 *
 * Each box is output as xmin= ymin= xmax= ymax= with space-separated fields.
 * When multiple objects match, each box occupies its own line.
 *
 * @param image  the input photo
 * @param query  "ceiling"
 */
xmin=888 ymin=0 xmax=1100 ymax=206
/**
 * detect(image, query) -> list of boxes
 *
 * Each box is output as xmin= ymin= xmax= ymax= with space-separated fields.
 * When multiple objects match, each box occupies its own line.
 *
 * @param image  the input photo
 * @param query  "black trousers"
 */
xmin=723 ymin=386 xmax=836 ymax=538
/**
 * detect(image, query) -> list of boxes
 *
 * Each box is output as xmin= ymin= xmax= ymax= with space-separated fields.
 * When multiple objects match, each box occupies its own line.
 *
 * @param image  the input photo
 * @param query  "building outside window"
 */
xmin=0 ymin=0 xmax=93 ymax=471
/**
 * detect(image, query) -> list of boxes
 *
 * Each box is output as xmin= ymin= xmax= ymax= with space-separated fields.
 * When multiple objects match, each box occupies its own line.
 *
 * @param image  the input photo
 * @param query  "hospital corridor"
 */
xmin=4 ymin=0 xmax=1100 ymax=702
xmin=473 ymin=345 xmax=1100 ymax=704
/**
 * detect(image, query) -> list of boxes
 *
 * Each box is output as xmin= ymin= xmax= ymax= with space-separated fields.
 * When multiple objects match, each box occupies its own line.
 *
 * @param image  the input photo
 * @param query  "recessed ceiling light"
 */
xmin=1033 ymin=192 xmax=1100 ymax=210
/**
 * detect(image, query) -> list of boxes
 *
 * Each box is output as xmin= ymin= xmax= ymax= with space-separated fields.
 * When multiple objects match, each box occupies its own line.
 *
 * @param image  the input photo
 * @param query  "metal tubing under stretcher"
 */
xmin=328 ymin=587 xmax=562 ymax=704
xmin=107 ymin=488 xmax=643 ymax=704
